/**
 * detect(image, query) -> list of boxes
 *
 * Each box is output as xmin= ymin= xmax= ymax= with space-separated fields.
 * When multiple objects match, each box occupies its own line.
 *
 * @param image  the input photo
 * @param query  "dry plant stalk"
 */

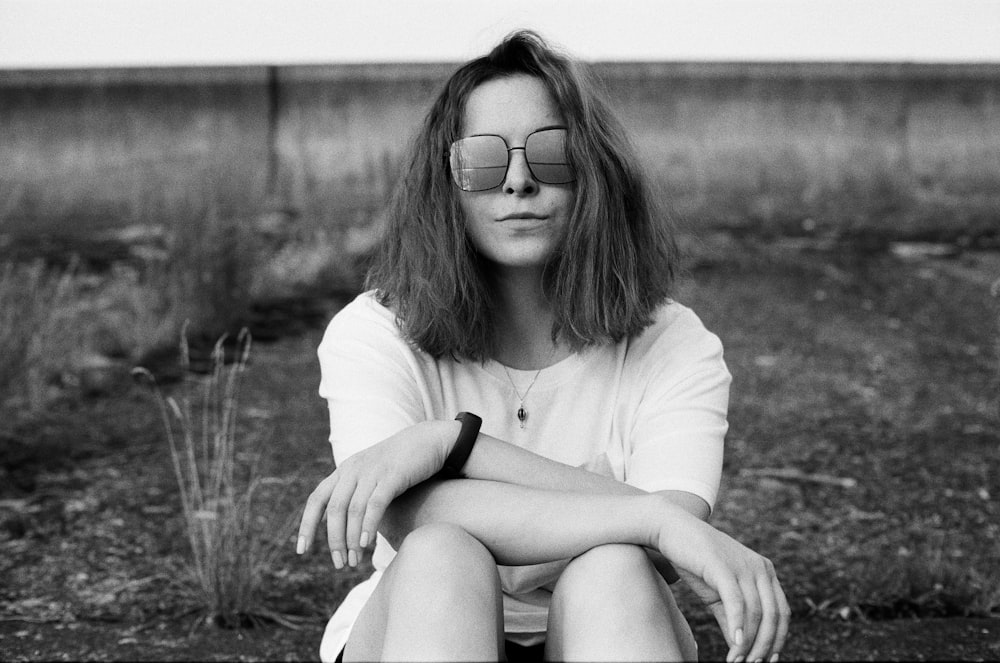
xmin=0 ymin=259 xmax=80 ymax=410
xmin=135 ymin=328 xmax=298 ymax=628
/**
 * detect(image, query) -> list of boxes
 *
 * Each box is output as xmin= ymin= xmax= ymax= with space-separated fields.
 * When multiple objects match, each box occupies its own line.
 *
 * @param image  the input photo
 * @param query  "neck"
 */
xmin=488 ymin=266 xmax=568 ymax=369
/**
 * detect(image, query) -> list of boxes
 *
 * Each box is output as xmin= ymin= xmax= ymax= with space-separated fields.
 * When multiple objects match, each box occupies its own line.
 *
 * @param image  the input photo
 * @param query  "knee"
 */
xmin=554 ymin=544 xmax=658 ymax=602
xmin=393 ymin=523 xmax=497 ymax=589
xmin=564 ymin=543 xmax=652 ymax=579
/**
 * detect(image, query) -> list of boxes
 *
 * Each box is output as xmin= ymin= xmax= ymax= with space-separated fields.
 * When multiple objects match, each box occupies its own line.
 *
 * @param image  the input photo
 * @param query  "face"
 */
xmin=455 ymin=74 xmax=575 ymax=271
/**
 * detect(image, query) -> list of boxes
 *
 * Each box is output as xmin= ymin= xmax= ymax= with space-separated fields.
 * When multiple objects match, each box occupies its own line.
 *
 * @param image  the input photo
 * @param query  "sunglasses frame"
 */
xmin=448 ymin=127 xmax=575 ymax=192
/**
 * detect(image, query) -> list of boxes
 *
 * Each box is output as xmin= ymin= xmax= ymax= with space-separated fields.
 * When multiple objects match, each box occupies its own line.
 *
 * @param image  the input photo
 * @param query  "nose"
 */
xmin=503 ymin=147 xmax=537 ymax=195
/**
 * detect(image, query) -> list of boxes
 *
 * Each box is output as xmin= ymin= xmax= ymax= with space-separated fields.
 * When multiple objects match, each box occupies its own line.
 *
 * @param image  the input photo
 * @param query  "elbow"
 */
xmin=380 ymin=500 xmax=410 ymax=550
xmin=378 ymin=479 xmax=441 ymax=549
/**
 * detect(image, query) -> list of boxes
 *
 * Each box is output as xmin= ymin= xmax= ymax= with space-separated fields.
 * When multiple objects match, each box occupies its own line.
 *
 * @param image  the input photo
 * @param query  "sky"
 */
xmin=1 ymin=0 xmax=999 ymax=68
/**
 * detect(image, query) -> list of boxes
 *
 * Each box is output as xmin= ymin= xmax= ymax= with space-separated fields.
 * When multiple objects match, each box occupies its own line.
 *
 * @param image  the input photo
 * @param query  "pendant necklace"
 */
xmin=501 ymin=347 xmax=555 ymax=429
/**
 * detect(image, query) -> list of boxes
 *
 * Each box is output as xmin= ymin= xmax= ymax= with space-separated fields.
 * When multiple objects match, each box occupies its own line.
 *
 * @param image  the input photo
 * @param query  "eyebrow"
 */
xmin=465 ymin=125 xmax=568 ymax=139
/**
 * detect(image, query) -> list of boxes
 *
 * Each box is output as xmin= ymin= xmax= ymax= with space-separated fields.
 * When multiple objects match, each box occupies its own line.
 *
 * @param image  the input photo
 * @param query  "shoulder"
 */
xmin=318 ymin=291 xmax=412 ymax=360
xmin=629 ymin=301 xmax=722 ymax=358
xmin=625 ymin=301 xmax=729 ymax=382
xmin=323 ymin=291 xmax=398 ymax=336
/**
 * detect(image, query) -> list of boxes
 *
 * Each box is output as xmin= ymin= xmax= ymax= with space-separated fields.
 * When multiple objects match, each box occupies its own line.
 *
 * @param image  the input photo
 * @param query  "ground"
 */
xmin=1 ymin=234 xmax=998 ymax=660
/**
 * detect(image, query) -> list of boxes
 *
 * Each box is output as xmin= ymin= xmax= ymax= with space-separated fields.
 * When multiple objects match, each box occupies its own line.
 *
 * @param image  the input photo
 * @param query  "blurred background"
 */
xmin=2 ymin=0 xmax=999 ymax=387
xmin=1 ymin=2 xmax=999 ymax=659
xmin=3 ymin=1 xmax=999 ymax=364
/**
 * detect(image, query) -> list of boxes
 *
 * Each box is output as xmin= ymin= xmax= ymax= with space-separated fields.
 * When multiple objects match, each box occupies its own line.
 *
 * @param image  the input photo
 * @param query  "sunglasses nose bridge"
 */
xmin=501 ymin=145 xmax=537 ymax=192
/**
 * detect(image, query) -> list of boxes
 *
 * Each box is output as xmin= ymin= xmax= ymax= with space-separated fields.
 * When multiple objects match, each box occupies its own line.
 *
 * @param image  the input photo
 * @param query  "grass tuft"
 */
xmin=854 ymin=545 xmax=1000 ymax=618
xmin=134 ymin=328 xmax=300 ymax=629
xmin=0 ymin=259 xmax=82 ymax=409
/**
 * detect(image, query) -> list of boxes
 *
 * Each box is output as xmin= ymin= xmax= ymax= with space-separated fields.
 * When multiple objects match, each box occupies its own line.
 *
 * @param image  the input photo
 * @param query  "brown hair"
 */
xmin=365 ymin=30 xmax=679 ymax=361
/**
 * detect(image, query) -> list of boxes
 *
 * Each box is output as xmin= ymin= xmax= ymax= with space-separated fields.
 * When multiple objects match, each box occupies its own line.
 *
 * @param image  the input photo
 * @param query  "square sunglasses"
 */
xmin=448 ymin=127 xmax=575 ymax=192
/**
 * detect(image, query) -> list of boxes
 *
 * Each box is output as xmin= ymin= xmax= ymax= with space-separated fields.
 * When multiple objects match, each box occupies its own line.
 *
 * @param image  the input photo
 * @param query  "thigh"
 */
xmin=546 ymin=544 xmax=697 ymax=661
xmin=341 ymin=566 xmax=395 ymax=663
xmin=343 ymin=523 xmax=506 ymax=662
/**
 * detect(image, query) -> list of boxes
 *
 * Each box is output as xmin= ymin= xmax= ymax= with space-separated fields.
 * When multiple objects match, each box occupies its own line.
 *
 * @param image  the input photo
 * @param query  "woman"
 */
xmin=297 ymin=31 xmax=789 ymax=662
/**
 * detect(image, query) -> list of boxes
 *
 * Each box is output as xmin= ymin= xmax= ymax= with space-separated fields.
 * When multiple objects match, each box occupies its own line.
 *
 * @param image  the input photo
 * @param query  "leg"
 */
xmin=546 ymin=544 xmax=697 ymax=662
xmin=343 ymin=522 xmax=505 ymax=662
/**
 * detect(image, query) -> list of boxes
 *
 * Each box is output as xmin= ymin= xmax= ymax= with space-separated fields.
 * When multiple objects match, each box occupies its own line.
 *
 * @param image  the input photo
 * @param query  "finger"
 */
xmin=709 ymin=601 xmax=731 ymax=646
xmin=711 ymin=573 xmax=745 ymax=663
xmin=359 ymin=481 xmax=395 ymax=550
xmin=297 ymin=474 xmax=336 ymax=554
xmin=771 ymin=575 xmax=792 ymax=660
xmin=733 ymin=572 xmax=762 ymax=662
xmin=345 ymin=478 xmax=376 ymax=567
xmin=745 ymin=572 xmax=779 ymax=663
xmin=325 ymin=474 xmax=358 ymax=569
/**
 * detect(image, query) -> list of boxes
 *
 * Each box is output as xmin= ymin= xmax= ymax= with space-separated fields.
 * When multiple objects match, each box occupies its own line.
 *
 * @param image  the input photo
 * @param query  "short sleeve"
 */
xmin=317 ymin=293 xmax=428 ymax=465
xmin=624 ymin=306 xmax=731 ymax=512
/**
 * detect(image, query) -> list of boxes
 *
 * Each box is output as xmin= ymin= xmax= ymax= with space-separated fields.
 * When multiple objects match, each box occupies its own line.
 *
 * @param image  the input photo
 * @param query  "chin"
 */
xmin=484 ymin=251 xmax=553 ymax=270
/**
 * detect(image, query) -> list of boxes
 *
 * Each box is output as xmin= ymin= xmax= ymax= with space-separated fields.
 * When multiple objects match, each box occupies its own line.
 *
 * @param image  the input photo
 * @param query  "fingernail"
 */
xmin=734 ymin=656 xmax=744 ymax=663
xmin=296 ymin=536 xmax=306 ymax=555
xmin=348 ymin=549 xmax=358 ymax=567
xmin=360 ymin=531 xmax=370 ymax=548
xmin=332 ymin=550 xmax=344 ymax=569
xmin=770 ymin=655 xmax=780 ymax=663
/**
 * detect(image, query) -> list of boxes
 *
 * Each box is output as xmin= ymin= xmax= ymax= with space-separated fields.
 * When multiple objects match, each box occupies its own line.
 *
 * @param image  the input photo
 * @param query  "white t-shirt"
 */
xmin=316 ymin=291 xmax=731 ymax=661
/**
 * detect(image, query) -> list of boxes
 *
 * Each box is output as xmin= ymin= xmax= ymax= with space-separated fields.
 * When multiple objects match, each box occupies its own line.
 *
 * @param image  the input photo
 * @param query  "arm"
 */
xmin=298 ymin=420 xmax=703 ymax=576
xmin=461 ymin=427 xmax=711 ymax=521
xmin=382 ymin=478 xmax=662 ymax=565
xmin=422 ymin=425 xmax=710 ymax=579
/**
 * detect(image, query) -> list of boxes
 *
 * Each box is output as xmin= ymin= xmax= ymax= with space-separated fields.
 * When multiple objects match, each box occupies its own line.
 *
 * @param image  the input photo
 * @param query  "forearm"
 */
xmin=460 ymin=427 xmax=635 ymax=494
xmin=435 ymin=423 xmax=710 ymax=520
xmin=383 ymin=478 xmax=669 ymax=565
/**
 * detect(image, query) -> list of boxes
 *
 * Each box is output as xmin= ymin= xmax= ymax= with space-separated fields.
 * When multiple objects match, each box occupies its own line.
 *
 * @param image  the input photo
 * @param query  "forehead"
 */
xmin=461 ymin=74 xmax=565 ymax=137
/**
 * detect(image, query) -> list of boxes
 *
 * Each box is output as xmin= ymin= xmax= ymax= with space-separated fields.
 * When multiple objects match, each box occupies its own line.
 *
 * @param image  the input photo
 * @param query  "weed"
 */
xmin=0 ymin=259 xmax=83 ymax=409
xmin=134 ymin=329 xmax=300 ymax=628
xmin=852 ymin=544 xmax=1000 ymax=619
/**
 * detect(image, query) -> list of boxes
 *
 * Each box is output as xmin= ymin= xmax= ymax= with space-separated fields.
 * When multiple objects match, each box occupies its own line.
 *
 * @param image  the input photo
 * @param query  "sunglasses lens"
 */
xmin=526 ymin=129 xmax=574 ymax=185
xmin=449 ymin=135 xmax=508 ymax=191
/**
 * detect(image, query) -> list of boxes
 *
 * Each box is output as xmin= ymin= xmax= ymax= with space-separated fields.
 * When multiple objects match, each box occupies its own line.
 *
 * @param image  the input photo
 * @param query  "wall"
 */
xmin=603 ymin=62 xmax=1000 ymax=237
xmin=2 ymin=62 xmax=999 ymax=241
xmin=0 ymin=67 xmax=272 ymax=238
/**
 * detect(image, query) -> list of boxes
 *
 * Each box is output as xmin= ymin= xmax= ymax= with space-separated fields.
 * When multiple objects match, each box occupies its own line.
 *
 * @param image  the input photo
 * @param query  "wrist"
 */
xmin=422 ymin=419 xmax=462 ymax=464
xmin=440 ymin=412 xmax=482 ymax=478
xmin=644 ymin=493 xmax=688 ymax=550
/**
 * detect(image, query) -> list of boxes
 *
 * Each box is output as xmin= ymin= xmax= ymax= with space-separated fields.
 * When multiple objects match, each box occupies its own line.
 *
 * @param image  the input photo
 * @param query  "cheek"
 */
xmin=458 ymin=195 xmax=491 ymax=230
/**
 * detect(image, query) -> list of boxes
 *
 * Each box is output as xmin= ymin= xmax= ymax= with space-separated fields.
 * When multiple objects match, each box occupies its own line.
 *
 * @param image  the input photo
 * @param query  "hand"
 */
xmin=655 ymin=509 xmax=790 ymax=663
xmin=296 ymin=420 xmax=457 ymax=569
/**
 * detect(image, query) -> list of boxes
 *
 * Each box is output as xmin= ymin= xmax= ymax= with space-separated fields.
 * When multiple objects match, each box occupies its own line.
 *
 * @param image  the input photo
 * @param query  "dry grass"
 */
xmin=134 ymin=330 xmax=300 ymax=628
xmin=0 ymin=260 xmax=83 ymax=410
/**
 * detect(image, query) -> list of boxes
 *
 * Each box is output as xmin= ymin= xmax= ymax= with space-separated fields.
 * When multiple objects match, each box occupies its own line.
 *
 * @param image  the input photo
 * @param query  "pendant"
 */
xmin=517 ymin=406 xmax=527 ymax=429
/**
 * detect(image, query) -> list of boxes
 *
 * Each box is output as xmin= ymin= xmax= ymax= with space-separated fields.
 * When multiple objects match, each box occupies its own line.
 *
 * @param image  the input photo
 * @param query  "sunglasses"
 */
xmin=448 ymin=127 xmax=575 ymax=192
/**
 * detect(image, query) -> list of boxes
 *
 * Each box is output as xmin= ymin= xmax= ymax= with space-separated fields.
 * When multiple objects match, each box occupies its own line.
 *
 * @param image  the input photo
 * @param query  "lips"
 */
xmin=497 ymin=213 xmax=547 ymax=222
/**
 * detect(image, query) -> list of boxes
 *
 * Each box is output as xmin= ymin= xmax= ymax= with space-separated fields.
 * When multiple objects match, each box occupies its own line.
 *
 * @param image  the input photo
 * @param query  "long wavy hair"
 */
xmin=365 ymin=30 xmax=679 ymax=361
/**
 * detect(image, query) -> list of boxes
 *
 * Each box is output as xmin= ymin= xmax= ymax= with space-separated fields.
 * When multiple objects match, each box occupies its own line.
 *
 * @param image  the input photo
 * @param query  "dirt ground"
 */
xmin=2 ymin=235 xmax=998 ymax=660
xmin=2 ymin=615 xmax=998 ymax=661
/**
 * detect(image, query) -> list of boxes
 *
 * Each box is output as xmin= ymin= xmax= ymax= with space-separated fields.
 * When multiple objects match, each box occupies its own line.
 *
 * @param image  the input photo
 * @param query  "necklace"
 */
xmin=500 ymin=347 xmax=555 ymax=429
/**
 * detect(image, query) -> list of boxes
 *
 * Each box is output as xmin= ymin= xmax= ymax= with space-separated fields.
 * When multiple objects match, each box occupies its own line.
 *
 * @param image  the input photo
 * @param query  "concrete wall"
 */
xmin=603 ymin=62 xmax=1000 ymax=237
xmin=2 ymin=62 xmax=999 ymax=241
xmin=0 ymin=67 xmax=272 ymax=237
